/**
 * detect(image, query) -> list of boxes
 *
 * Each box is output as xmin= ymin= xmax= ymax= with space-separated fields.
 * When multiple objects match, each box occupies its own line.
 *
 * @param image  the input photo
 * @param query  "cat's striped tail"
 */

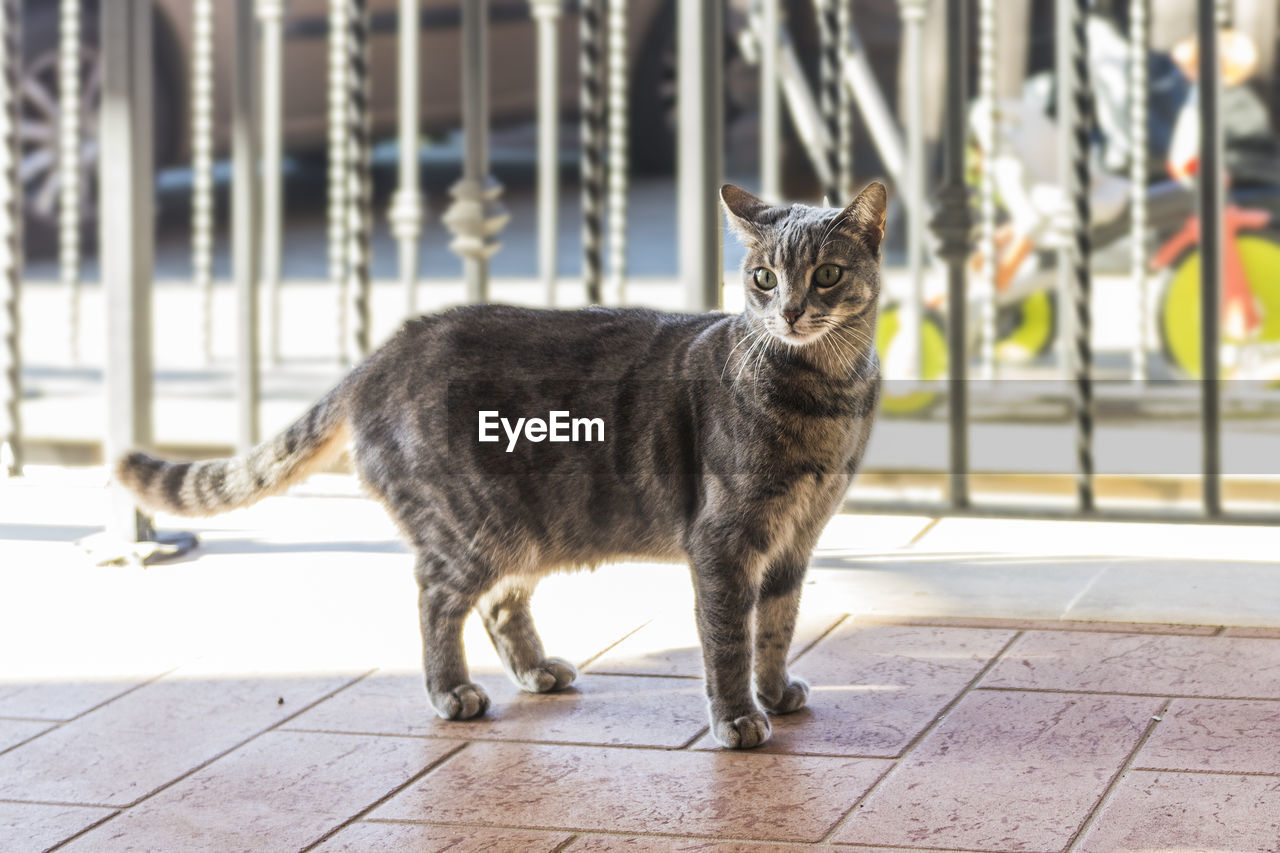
xmin=114 ymin=386 xmax=350 ymax=518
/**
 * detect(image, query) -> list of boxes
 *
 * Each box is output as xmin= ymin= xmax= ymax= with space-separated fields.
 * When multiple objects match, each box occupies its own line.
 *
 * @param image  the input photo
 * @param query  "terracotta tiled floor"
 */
xmin=4 ymin=470 xmax=1280 ymax=852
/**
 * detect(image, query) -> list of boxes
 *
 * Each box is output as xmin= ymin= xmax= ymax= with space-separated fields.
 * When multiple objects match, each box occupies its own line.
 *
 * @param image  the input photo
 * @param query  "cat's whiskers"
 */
xmin=733 ymin=325 xmax=772 ymax=386
xmin=816 ymin=326 xmax=856 ymax=377
xmin=752 ymin=328 xmax=777 ymax=387
xmin=816 ymin=319 xmax=873 ymax=377
xmin=722 ymin=323 xmax=765 ymax=381
xmin=815 ymin=212 xmax=844 ymax=259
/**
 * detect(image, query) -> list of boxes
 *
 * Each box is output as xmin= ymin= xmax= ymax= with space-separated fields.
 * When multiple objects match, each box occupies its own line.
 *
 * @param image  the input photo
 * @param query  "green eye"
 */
xmin=814 ymin=264 xmax=843 ymax=287
xmin=753 ymin=267 xmax=778 ymax=290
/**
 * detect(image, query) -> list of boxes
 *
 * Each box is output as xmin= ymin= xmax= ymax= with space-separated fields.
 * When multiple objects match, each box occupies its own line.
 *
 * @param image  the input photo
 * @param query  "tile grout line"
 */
xmin=578 ymin=671 xmax=701 ymax=680
xmin=676 ymin=725 xmax=710 ymax=750
xmin=576 ymin=619 xmax=656 ymax=671
xmin=973 ymin=685 xmax=1280 ymax=703
xmin=0 ymin=715 xmax=66 ymax=723
xmin=837 ymin=616 xmax=1228 ymax=638
xmin=2 ymin=665 xmax=186 ymax=760
xmin=549 ymin=833 xmax=580 ymax=853
xmin=787 ymin=613 xmax=850 ymax=666
xmin=29 ymin=806 xmax=122 ymax=852
xmin=905 ymin=516 xmax=942 ymax=547
xmin=0 ymin=724 xmax=56 ymax=760
xmin=298 ymin=741 xmax=470 ymax=852
xmin=1058 ymin=563 xmax=1113 ymax=620
xmin=276 ymin=721 xmax=912 ymax=760
xmin=816 ymin=629 xmax=1027 ymax=844
xmin=277 ymin=728 xmax=752 ymax=754
xmin=1063 ymin=697 xmax=1174 ymax=853
xmin=0 ymin=797 xmax=122 ymax=810
xmin=44 ymin=668 xmax=378 ymax=851
xmin=1127 ymin=765 xmax=1280 ymax=779
xmin=358 ymin=816 xmax=877 ymax=848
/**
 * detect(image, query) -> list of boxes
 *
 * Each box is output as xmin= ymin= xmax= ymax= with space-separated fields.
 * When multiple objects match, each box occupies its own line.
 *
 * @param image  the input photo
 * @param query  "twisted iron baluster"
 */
xmin=192 ymin=0 xmax=215 ymax=363
xmin=60 ymin=0 xmax=81 ymax=363
xmin=605 ymin=0 xmax=628 ymax=305
xmin=328 ymin=0 xmax=351 ymax=362
xmin=1057 ymin=0 xmax=1093 ymax=511
xmin=0 ymin=0 xmax=20 ymax=475
xmin=346 ymin=0 xmax=372 ymax=357
xmin=580 ymin=0 xmax=604 ymax=304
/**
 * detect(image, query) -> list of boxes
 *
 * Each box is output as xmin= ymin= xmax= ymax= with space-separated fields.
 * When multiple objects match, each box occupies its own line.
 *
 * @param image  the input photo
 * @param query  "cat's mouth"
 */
xmin=770 ymin=323 xmax=826 ymax=347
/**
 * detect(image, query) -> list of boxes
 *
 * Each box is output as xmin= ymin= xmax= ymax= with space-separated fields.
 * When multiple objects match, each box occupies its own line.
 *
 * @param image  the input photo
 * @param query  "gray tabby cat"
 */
xmin=115 ymin=181 xmax=885 ymax=749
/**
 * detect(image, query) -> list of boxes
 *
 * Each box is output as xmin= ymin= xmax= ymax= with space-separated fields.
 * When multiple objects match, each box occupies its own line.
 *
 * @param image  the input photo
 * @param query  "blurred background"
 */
xmin=5 ymin=0 xmax=1280 ymax=522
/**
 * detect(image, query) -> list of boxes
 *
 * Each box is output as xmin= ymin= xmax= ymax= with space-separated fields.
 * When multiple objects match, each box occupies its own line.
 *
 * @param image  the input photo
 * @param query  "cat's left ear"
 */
xmin=836 ymin=181 xmax=888 ymax=252
xmin=720 ymin=184 xmax=783 ymax=245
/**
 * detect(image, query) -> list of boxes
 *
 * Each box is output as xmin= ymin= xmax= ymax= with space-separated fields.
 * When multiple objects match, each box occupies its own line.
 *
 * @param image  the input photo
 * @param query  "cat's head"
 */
xmin=721 ymin=182 xmax=887 ymax=348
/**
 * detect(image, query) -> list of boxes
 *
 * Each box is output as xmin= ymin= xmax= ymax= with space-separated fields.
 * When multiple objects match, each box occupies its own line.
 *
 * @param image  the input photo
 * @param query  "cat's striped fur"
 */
xmin=116 ymin=182 xmax=886 ymax=749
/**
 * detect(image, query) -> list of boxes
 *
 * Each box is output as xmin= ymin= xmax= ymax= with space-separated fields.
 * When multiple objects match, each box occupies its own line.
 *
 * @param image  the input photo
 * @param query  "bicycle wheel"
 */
xmin=1158 ymin=229 xmax=1280 ymax=377
xmin=995 ymin=291 xmax=1057 ymax=363
xmin=875 ymin=303 xmax=947 ymax=415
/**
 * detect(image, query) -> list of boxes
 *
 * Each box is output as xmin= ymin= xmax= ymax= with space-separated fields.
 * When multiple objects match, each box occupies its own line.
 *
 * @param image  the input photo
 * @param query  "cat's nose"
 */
xmin=781 ymin=309 xmax=803 ymax=326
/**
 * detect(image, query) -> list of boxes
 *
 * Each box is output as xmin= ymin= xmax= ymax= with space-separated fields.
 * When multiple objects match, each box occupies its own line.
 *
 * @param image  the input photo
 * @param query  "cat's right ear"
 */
xmin=720 ymin=184 xmax=777 ymax=245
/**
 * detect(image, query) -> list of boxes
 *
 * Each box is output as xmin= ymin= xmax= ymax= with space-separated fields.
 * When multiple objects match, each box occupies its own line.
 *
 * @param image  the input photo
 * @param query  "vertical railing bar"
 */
xmin=233 ymin=0 xmax=262 ymax=453
xmin=976 ymin=0 xmax=997 ymax=380
xmin=759 ymin=0 xmax=781 ymax=202
xmin=327 ymin=0 xmax=351 ymax=362
xmin=605 ymin=0 xmax=628 ymax=305
xmin=530 ymin=0 xmax=562 ymax=306
xmin=1215 ymin=0 xmax=1231 ymax=28
xmin=191 ymin=0 xmax=215 ymax=364
xmin=445 ymin=0 xmax=506 ymax=304
xmin=580 ymin=0 xmax=604 ymax=305
xmin=677 ymin=0 xmax=723 ymax=310
xmin=835 ymin=0 xmax=853 ymax=201
xmin=0 ymin=0 xmax=20 ymax=476
xmin=59 ymin=0 xmax=81 ymax=363
xmin=931 ymin=0 xmax=970 ymax=509
xmin=1129 ymin=0 xmax=1149 ymax=383
xmin=816 ymin=0 xmax=840 ymax=202
xmin=1058 ymin=0 xmax=1094 ymax=513
xmin=258 ymin=0 xmax=285 ymax=363
xmin=1198 ymin=0 xmax=1223 ymax=516
xmin=101 ymin=0 xmax=154 ymax=538
xmin=391 ymin=0 xmax=423 ymax=317
xmin=346 ymin=0 xmax=372 ymax=358
xmin=898 ymin=0 xmax=926 ymax=380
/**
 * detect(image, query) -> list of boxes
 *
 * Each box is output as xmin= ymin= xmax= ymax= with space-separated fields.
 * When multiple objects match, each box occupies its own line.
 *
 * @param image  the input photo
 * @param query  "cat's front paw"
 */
xmin=712 ymin=709 xmax=772 ymax=749
xmin=430 ymin=682 xmax=491 ymax=720
xmin=757 ymin=676 xmax=810 ymax=715
xmin=517 ymin=657 xmax=578 ymax=693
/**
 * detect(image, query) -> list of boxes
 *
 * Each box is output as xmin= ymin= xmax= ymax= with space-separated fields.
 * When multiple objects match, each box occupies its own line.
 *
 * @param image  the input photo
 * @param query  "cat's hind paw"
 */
xmin=430 ymin=682 xmax=491 ymax=720
xmin=516 ymin=657 xmax=579 ymax=693
xmin=712 ymin=709 xmax=772 ymax=749
xmin=758 ymin=676 xmax=810 ymax=715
